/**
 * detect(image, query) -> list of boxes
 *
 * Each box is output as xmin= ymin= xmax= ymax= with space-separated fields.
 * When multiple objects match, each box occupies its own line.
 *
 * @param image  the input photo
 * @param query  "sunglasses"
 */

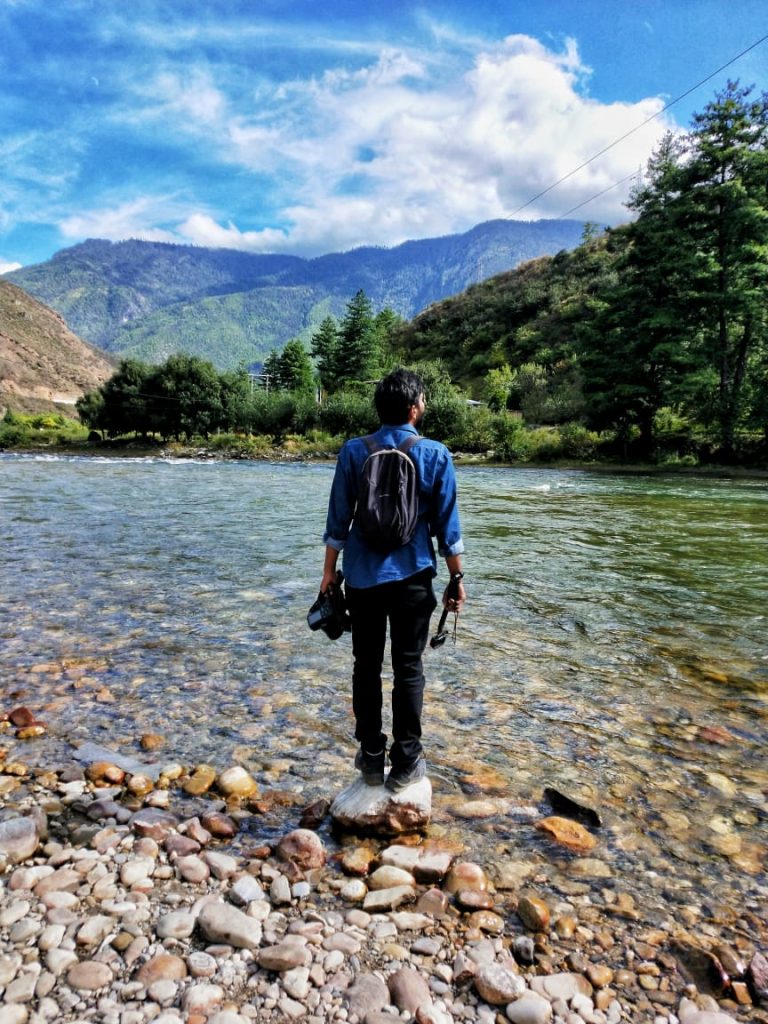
xmin=430 ymin=605 xmax=458 ymax=649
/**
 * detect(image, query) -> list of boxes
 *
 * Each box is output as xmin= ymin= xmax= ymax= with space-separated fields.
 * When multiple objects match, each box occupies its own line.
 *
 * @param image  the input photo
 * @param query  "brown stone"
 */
xmin=535 ymin=816 xmax=597 ymax=853
xmin=276 ymin=829 xmax=326 ymax=870
xmin=467 ymin=910 xmax=505 ymax=934
xmin=517 ymin=894 xmax=550 ymax=932
xmin=340 ymin=844 xmax=378 ymax=877
xmin=300 ymin=798 xmax=330 ymax=830
xmin=16 ymin=724 xmax=47 ymax=739
xmin=9 ymin=707 xmax=36 ymax=727
xmin=444 ymin=861 xmax=488 ymax=894
xmin=136 ymin=953 xmax=188 ymax=985
xmin=86 ymin=761 xmax=126 ymax=785
xmin=455 ymin=888 xmax=494 ymax=911
xmin=182 ymin=765 xmax=217 ymax=796
xmin=200 ymin=810 xmax=237 ymax=838
xmin=140 ymin=733 xmax=165 ymax=750
xmin=131 ymin=808 xmax=179 ymax=842
xmin=388 ymin=966 xmax=432 ymax=1014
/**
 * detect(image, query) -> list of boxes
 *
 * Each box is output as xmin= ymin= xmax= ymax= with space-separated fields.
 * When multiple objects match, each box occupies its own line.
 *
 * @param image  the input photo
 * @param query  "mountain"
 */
xmin=0 ymin=280 xmax=115 ymax=416
xmin=6 ymin=219 xmax=585 ymax=370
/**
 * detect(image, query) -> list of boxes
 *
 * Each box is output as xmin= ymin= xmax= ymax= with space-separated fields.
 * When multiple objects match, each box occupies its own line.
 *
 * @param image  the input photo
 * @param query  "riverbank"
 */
xmin=1 ymin=720 xmax=766 ymax=1024
xmin=3 ymin=439 xmax=768 ymax=479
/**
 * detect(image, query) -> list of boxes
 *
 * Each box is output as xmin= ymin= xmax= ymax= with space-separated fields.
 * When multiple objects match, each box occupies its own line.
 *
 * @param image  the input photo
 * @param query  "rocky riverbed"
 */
xmin=1 ymin=713 xmax=767 ymax=1024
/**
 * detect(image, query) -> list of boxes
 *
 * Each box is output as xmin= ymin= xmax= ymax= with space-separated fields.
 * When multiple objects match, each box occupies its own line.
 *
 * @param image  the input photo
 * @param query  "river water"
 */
xmin=1 ymin=454 xmax=766 ymax=927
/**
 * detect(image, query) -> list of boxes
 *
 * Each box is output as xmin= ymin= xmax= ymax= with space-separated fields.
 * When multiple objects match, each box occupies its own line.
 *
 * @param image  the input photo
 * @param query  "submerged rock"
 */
xmin=0 ymin=817 xmax=39 ymax=866
xmin=330 ymin=777 xmax=431 ymax=835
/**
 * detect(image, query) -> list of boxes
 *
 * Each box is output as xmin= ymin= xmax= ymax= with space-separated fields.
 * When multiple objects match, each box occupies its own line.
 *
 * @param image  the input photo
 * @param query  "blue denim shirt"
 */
xmin=324 ymin=423 xmax=464 ymax=589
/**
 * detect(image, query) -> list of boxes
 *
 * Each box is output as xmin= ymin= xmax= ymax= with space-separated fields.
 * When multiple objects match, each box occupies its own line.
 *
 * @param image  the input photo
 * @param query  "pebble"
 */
xmin=0 ymin=753 xmax=751 ymax=1024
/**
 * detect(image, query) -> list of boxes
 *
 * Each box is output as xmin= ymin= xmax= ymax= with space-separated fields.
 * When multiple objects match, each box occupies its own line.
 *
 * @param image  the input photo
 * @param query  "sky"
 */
xmin=1 ymin=0 xmax=767 ymax=273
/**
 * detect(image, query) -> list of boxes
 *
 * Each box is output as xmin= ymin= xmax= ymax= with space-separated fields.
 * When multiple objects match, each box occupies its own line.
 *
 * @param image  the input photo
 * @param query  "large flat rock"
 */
xmin=330 ymin=776 xmax=431 ymax=835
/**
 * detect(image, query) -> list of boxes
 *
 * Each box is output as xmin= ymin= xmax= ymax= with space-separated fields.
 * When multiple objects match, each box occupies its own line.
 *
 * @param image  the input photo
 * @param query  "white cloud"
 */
xmin=177 ymin=33 xmax=670 ymax=251
xmin=59 ymin=197 xmax=181 ymax=244
xmin=0 ymin=260 xmax=22 ymax=274
xmin=55 ymin=31 xmax=677 ymax=257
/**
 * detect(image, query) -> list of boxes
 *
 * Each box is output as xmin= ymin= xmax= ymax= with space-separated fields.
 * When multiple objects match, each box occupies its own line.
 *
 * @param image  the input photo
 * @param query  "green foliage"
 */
xmin=0 ymin=411 xmax=88 ymax=448
xmin=318 ymin=391 xmax=378 ymax=436
xmin=483 ymin=364 xmax=515 ymax=411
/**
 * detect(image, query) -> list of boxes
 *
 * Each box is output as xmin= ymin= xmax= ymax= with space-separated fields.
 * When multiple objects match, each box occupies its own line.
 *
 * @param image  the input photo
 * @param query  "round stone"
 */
xmin=444 ymin=862 xmax=488 ymax=894
xmin=506 ymin=992 xmax=553 ymax=1024
xmin=66 ymin=960 xmax=113 ymax=991
xmin=474 ymin=964 xmax=526 ymax=1005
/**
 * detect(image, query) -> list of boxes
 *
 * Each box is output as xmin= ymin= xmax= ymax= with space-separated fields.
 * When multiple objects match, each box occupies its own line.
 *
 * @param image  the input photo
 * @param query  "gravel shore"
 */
xmin=1 ymin=735 xmax=766 ymax=1024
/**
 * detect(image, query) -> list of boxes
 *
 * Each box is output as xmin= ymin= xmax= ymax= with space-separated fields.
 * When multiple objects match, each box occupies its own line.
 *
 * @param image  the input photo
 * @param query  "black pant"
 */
xmin=345 ymin=569 xmax=437 ymax=770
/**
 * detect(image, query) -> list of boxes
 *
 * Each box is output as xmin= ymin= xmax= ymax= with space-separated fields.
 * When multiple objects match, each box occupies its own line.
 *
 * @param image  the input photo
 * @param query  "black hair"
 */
xmin=374 ymin=368 xmax=424 ymax=424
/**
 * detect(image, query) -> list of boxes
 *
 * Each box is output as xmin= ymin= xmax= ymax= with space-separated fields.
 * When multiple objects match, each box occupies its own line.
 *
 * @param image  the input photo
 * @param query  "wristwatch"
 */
xmin=451 ymin=572 xmax=464 ymax=583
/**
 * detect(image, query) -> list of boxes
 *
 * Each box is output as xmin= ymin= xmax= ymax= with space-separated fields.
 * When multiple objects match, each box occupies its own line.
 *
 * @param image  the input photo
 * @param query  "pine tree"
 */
xmin=310 ymin=316 xmax=340 ymax=392
xmin=278 ymin=339 xmax=315 ymax=394
xmin=336 ymin=290 xmax=380 ymax=385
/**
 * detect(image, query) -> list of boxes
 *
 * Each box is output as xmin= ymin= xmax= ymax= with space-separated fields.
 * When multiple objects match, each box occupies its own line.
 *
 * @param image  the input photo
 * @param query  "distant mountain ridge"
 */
xmin=7 ymin=219 xmax=585 ymax=369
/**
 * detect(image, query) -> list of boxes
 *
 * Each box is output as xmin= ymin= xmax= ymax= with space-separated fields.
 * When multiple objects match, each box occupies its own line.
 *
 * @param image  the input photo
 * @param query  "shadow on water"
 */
xmin=1 ymin=455 xmax=766 ymax=915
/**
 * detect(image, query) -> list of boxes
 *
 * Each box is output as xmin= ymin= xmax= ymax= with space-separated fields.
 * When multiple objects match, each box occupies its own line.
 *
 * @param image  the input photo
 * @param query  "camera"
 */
xmin=307 ymin=571 xmax=351 ymax=640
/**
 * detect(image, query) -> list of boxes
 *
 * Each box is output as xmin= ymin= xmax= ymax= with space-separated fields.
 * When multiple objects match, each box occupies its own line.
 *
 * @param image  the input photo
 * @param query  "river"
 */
xmin=1 ymin=453 xmax=766 ymax=928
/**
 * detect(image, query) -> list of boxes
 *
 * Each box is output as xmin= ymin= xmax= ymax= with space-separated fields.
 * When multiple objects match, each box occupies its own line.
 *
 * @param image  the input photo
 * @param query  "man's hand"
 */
xmin=443 ymin=579 xmax=466 ymax=613
xmin=320 ymin=569 xmax=338 ymax=595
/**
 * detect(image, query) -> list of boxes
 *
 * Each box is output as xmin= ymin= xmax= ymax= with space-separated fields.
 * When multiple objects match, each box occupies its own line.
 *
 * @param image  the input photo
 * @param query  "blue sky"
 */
xmin=1 ymin=0 xmax=766 ymax=271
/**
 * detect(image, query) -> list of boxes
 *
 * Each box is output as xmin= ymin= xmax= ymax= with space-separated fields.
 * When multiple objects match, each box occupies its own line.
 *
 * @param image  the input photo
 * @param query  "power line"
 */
xmin=558 ymin=170 xmax=640 ymax=219
xmin=508 ymin=30 xmax=768 ymax=219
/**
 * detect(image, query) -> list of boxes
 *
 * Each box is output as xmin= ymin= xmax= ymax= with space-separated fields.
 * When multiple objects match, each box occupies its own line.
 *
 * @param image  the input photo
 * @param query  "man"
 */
xmin=321 ymin=367 xmax=465 ymax=793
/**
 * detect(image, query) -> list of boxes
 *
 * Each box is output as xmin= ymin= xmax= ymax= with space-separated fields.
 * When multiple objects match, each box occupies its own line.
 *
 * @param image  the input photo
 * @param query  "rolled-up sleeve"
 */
xmin=432 ymin=450 xmax=464 ymax=557
xmin=323 ymin=443 xmax=356 ymax=550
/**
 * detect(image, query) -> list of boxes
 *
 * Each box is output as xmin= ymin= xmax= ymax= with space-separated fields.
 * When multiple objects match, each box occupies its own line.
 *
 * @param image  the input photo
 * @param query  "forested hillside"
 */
xmin=396 ymin=82 xmax=768 ymax=461
xmin=6 ymin=219 xmax=585 ymax=368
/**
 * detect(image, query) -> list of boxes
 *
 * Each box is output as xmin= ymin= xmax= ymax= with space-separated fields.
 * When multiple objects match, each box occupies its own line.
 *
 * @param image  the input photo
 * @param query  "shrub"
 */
xmin=318 ymin=391 xmax=378 ymax=438
xmin=492 ymin=416 xmax=534 ymax=462
xmin=557 ymin=422 xmax=601 ymax=460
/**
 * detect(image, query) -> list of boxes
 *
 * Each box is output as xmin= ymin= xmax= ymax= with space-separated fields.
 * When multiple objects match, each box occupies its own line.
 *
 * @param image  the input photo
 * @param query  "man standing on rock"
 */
xmin=320 ymin=367 xmax=465 ymax=793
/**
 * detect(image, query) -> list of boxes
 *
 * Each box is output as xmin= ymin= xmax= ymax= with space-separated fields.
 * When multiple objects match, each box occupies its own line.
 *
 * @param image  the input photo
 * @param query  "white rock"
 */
xmin=229 ymin=875 xmax=266 ymax=906
xmin=197 ymin=902 xmax=262 ymax=949
xmin=282 ymin=965 xmax=311 ymax=1000
xmin=156 ymin=911 xmax=196 ymax=939
xmin=76 ymin=914 xmax=114 ymax=946
xmin=506 ymin=993 xmax=554 ymax=1024
xmin=44 ymin=949 xmax=79 ymax=976
xmin=181 ymin=983 xmax=225 ymax=1014
xmin=340 ymin=879 xmax=367 ymax=902
xmin=368 ymin=866 xmax=416 ymax=890
xmin=270 ymin=875 xmax=292 ymax=905
xmin=4 ymin=971 xmax=38 ymax=1004
xmin=120 ymin=857 xmax=155 ymax=886
xmin=0 ymin=900 xmax=31 ymax=927
xmin=0 ymin=1005 xmax=30 ymax=1024
xmin=187 ymin=951 xmax=218 ymax=978
xmin=0 ymin=818 xmax=39 ymax=865
xmin=363 ymin=885 xmax=415 ymax=912
xmin=202 ymin=850 xmax=239 ymax=880
xmin=0 ymin=953 xmax=22 ymax=985
xmin=331 ymin=777 xmax=432 ymax=834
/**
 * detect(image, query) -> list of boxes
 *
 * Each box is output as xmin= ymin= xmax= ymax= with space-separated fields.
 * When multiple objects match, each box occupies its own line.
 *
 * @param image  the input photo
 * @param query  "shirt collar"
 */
xmin=379 ymin=422 xmax=418 ymax=435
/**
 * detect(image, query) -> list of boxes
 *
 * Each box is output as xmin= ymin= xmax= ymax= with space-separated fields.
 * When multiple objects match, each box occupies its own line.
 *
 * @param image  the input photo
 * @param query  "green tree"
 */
xmin=151 ymin=354 xmax=223 ymax=440
xmin=99 ymin=358 xmax=152 ymax=437
xmin=681 ymin=81 xmax=768 ymax=455
xmin=76 ymin=389 xmax=106 ymax=435
xmin=310 ymin=316 xmax=340 ymax=392
xmin=219 ymin=368 xmax=252 ymax=432
xmin=484 ymin=364 xmax=515 ymax=411
xmin=336 ymin=290 xmax=380 ymax=385
xmin=278 ymin=339 xmax=315 ymax=394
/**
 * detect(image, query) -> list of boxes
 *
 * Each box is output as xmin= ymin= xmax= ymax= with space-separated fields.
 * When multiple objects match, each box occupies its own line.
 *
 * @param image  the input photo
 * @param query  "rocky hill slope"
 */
xmin=0 ymin=280 xmax=115 ymax=416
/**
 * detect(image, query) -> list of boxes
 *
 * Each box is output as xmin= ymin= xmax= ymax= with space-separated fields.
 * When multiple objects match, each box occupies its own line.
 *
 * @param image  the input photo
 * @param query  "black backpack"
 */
xmin=354 ymin=434 xmax=421 ymax=551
